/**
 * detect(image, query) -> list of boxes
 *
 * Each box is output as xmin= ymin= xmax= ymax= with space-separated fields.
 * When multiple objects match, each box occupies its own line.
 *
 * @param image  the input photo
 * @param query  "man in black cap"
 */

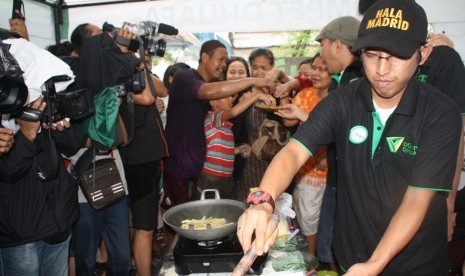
xmin=357 ymin=1 xmax=465 ymax=274
xmin=236 ymin=0 xmax=462 ymax=275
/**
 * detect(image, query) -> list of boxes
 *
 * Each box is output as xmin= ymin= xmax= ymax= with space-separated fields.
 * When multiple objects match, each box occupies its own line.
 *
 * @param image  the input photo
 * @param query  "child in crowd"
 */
xmin=196 ymin=91 xmax=275 ymax=200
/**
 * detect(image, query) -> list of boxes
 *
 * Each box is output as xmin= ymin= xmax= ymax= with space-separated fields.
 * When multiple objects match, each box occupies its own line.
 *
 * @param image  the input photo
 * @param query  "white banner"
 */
xmin=68 ymin=0 xmax=360 ymax=36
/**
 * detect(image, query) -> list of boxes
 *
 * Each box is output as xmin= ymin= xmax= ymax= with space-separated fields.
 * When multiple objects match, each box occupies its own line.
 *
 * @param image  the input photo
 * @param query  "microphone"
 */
xmin=158 ymin=23 xmax=178 ymax=36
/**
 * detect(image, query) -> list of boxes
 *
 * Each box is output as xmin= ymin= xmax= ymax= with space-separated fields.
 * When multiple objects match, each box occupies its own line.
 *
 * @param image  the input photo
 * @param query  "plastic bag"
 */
xmin=0 ymin=41 xmax=28 ymax=115
xmin=0 ymin=42 xmax=23 ymax=79
xmin=271 ymin=235 xmax=307 ymax=252
xmin=275 ymin=192 xmax=295 ymax=235
xmin=275 ymin=192 xmax=296 ymax=218
xmin=272 ymin=251 xmax=308 ymax=272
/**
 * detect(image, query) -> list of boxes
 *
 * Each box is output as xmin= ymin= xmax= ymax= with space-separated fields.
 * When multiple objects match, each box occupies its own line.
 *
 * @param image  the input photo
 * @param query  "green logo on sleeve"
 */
xmin=386 ymin=137 xmax=405 ymax=153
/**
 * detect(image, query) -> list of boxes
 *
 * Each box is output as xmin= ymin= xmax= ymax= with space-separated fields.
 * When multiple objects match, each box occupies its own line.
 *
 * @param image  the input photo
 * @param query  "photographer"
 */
xmin=0 ymin=30 xmax=86 ymax=276
xmin=69 ymin=23 xmax=134 ymax=276
xmin=116 ymin=33 xmax=168 ymax=276
xmin=69 ymin=22 xmax=167 ymax=276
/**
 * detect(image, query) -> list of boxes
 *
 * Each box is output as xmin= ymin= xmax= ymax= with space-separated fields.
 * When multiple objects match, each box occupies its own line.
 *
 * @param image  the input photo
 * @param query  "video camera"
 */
xmin=41 ymin=75 xmax=94 ymax=124
xmin=102 ymin=21 xmax=178 ymax=57
xmin=114 ymin=69 xmax=145 ymax=97
xmin=0 ymin=75 xmax=94 ymax=124
xmin=0 ymin=76 xmax=28 ymax=115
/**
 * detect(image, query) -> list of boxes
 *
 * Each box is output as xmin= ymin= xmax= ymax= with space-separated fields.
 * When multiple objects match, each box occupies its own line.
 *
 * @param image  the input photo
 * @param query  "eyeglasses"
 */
xmin=361 ymin=50 xmax=411 ymax=67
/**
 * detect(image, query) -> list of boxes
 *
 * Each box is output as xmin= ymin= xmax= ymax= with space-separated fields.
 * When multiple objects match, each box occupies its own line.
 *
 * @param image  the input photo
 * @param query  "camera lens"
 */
xmin=155 ymin=39 xmax=166 ymax=57
xmin=148 ymin=39 xmax=166 ymax=57
xmin=0 ymin=77 xmax=28 ymax=114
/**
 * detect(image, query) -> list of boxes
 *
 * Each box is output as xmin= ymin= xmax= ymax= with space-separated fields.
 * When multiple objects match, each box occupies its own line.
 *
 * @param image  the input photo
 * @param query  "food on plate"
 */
xmin=181 ymin=216 xmax=232 ymax=230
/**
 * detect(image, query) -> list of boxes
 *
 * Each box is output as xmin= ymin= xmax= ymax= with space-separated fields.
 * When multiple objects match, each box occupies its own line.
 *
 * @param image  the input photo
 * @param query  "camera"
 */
xmin=0 ymin=75 xmax=94 ymax=123
xmin=102 ymin=21 xmax=178 ymax=57
xmin=102 ymin=22 xmax=140 ymax=52
xmin=41 ymin=75 xmax=94 ymax=124
xmin=115 ymin=69 xmax=146 ymax=97
xmin=0 ymin=75 xmax=28 ymax=115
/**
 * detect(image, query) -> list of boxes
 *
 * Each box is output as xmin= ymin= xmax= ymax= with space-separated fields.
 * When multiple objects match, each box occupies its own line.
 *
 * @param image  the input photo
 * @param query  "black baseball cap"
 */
xmin=352 ymin=0 xmax=428 ymax=58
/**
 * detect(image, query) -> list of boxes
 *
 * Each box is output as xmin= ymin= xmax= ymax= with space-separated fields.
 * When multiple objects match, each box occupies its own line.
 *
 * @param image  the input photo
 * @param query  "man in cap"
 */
xmin=315 ymin=16 xmax=364 ymax=83
xmin=236 ymin=0 xmax=461 ymax=275
xmin=275 ymin=16 xmax=362 ymax=97
xmin=163 ymin=40 xmax=275 ymax=209
xmin=357 ymin=3 xmax=465 ymax=273
xmin=314 ymin=16 xmax=366 ymax=272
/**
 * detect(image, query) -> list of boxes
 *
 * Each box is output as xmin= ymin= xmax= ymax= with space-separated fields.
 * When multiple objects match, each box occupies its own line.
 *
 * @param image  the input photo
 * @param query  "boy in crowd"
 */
xmin=197 ymin=91 xmax=275 ymax=199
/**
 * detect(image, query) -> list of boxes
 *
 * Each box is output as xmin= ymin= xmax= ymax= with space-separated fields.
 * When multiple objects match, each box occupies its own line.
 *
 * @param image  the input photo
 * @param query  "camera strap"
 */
xmin=33 ymin=91 xmax=59 ymax=182
xmin=124 ymin=91 xmax=135 ymax=145
xmin=139 ymin=45 xmax=168 ymax=155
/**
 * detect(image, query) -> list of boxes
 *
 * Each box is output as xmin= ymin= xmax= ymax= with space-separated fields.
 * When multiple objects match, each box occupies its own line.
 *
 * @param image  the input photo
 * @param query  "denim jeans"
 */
xmin=72 ymin=197 xmax=131 ymax=276
xmin=316 ymin=186 xmax=337 ymax=263
xmin=0 ymin=235 xmax=71 ymax=276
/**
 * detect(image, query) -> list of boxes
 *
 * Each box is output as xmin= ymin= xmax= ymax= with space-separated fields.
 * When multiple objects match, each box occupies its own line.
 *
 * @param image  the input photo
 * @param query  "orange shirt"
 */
xmin=293 ymin=87 xmax=328 ymax=185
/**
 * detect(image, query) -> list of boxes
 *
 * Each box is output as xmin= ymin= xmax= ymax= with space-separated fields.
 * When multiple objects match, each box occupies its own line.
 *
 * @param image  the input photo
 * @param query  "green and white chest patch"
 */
xmin=349 ymin=125 xmax=368 ymax=144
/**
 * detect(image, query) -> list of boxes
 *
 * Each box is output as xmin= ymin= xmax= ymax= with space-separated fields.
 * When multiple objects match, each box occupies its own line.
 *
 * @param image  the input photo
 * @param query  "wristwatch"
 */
xmin=246 ymin=190 xmax=275 ymax=212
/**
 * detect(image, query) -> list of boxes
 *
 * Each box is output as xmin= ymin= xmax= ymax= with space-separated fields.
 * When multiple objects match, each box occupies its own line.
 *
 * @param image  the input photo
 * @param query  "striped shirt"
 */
xmin=203 ymin=111 xmax=235 ymax=178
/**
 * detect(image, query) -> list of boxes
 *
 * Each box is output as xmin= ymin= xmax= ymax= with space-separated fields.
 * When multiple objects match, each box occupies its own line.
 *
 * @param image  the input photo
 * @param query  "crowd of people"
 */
xmin=0 ymin=0 xmax=464 ymax=275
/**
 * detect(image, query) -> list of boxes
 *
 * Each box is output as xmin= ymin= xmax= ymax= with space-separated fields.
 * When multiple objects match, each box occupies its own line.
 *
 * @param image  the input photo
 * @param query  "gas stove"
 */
xmin=173 ymin=234 xmax=267 ymax=275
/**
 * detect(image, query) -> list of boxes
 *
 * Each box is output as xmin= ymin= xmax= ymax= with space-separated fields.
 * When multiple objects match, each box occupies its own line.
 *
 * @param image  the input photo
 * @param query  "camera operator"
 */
xmin=68 ymin=23 xmax=134 ymax=276
xmin=0 ymin=23 xmax=86 ymax=275
xmin=116 ymin=33 xmax=168 ymax=276
xmin=69 ymin=22 xmax=167 ymax=276
xmin=0 ymin=96 xmax=84 ymax=276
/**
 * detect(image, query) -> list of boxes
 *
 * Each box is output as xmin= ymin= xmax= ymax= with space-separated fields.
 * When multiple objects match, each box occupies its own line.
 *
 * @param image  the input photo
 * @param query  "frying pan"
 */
xmin=163 ymin=189 xmax=246 ymax=241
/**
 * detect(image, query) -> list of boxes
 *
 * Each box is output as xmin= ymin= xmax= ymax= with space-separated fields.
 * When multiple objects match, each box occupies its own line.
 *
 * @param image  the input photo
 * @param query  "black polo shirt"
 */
xmin=419 ymin=45 xmax=465 ymax=114
xmin=327 ymin=59 xmax=365 ymax=188
xmin=293 ymin=77 xmax=462 ymax=275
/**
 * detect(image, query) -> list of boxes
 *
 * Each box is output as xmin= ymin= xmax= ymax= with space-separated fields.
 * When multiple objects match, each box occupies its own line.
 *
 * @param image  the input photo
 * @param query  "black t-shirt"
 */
xmin=119 ymin=102 xmax=168 ymax=165
xmin=293 ymin=77 xmax=461 ymax=275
